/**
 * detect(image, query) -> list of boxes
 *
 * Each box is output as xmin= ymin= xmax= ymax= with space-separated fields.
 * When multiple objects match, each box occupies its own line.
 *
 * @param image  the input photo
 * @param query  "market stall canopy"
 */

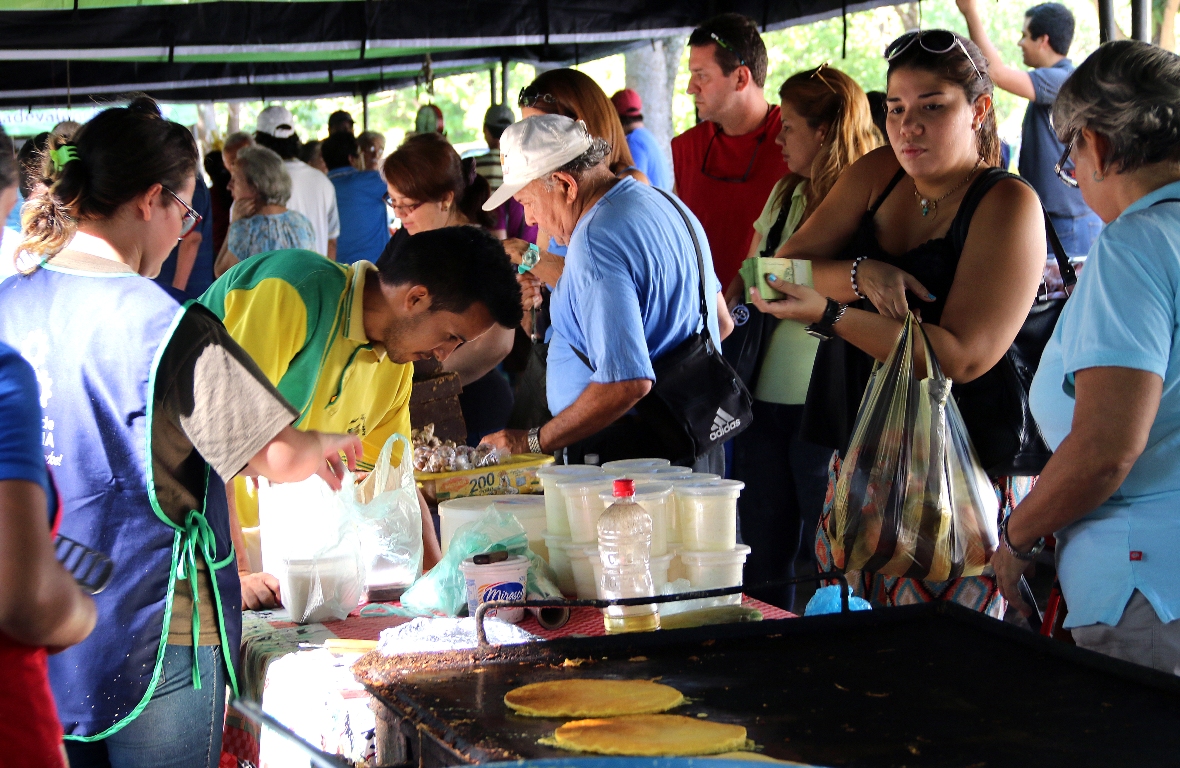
xmin=0 ymin=0 xmax=891 ymax=106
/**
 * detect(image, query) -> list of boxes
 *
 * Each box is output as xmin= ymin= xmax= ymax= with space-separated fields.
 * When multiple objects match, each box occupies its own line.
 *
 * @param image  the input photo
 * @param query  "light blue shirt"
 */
xmin=226 ymin=209 xmax=316 ymax=261
xmin=547 ymin=177 xmax=721 ymax=415
xmin=1030 ymin=180 xmax=1180 ymax=628
xmin=625 ymin=127 xmax=672 ymax=191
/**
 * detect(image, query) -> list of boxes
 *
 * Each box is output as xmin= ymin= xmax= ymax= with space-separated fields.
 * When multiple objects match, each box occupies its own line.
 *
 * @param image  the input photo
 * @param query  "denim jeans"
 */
xmin=1048 ymin=211 xmax=1104 ymax=258
xmin=65 ymin=645 xmax=227 ymax=768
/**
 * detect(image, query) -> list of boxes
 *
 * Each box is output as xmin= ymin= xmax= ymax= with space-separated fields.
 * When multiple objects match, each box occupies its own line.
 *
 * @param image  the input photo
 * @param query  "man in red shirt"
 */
xmin=673 ymin=13 xmax=789 ymax=298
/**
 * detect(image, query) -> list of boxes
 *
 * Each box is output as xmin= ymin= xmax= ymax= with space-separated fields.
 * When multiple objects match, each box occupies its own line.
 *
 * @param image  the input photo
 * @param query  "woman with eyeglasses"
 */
xmin=730 ymin=64 xmax=881 ymax=612
xmin=0 ymin=95 xmax=362 ymax=767
xmin=751 ymin=31 xmax=1047 ymax=616
xmin=381 ymin=132 xmax=518 ymax=445
xmin=213 ymin=144 xmax=315 ymax=277
xmin=992 ymin=42 xmax=1180 ymax=672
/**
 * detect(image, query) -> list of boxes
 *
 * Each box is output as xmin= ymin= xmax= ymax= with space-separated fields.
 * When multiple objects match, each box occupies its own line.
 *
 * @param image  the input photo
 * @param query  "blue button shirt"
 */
xmin=1030 ymin=180 xmax=1180 ymax=628
xmin=328 ymin=167 xmax=389 ymax=265
xmin=625 ymin=127 xmax=672 ymax=191
xmin=547 ymin=178 xmax=721 ymax=415
xmin=0 ymin=340 xmax=54 ymax=518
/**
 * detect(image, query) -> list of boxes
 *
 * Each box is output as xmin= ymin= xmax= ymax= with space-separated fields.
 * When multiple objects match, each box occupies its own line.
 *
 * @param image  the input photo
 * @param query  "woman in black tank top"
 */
xmin=748 ymin=32 xmax=1046 ymax=616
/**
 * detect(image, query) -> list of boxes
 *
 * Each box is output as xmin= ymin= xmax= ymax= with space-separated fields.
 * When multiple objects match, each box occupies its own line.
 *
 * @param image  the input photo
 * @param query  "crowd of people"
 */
xmin=1 ymin=7 xmax=1180 ymax=767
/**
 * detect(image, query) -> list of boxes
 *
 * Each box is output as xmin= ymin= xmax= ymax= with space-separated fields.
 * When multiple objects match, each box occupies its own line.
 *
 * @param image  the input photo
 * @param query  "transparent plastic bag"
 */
xmin=399 ymin=505 xmax=560 ymax=617
xmin=349 ymin=434 xmax=424 ymax=591
xmin=258 ymin=433 xmax=423 ymax=623
xmin=826 ymin=314 xmax=1000 ymax=581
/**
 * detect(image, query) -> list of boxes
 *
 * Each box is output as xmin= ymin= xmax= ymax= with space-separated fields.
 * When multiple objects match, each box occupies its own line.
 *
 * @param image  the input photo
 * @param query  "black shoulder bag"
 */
xmin=571 ymin=189 xmax=754 ymax=464
xmin=950 ymin=172 xmax=1077 ymax=476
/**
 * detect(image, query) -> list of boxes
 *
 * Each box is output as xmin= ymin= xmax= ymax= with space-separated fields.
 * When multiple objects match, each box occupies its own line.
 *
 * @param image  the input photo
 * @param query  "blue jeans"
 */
xmin=1048 ymin=211 xmax=1104 ymax=258
xmin=65 ymin=645 xmax=227 ymax=768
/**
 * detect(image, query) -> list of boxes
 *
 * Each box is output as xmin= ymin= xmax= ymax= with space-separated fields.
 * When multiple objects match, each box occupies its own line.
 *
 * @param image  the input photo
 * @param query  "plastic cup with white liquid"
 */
xmin=598 ymin=481 xmax=673 ymax=557
xmin=559 ymin=476 xmax=619 ymax=544
xmin=537 ymin=464 xmax=605 ymax=537
xmin=678 ymin=479 xmax=745 ymax=551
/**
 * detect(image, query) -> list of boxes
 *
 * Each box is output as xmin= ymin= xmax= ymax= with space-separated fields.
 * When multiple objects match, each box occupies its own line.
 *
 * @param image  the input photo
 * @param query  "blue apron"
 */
xmin=0 ymin=261 xmax=241 ymax=740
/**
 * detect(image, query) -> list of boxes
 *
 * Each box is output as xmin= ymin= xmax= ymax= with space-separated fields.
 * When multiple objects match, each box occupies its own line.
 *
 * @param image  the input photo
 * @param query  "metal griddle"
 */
xmin=354 ymin=601 xmax=1180 ymax=768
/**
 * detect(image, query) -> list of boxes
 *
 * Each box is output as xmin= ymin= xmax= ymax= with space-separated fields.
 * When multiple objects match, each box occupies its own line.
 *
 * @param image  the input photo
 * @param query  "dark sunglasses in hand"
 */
xmin=163 ymin=186 xmax=203 ymax=240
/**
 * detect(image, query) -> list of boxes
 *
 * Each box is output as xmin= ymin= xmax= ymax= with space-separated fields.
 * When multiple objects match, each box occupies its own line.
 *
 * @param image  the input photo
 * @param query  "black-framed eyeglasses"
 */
xmin=518 ymin=86 xmax=561 ymax=110
xmin=700 ymin=120 xmax=770 ymax=184
xmin=885 ymin=30 xmax=985 ymax=83
xmin=709 ymin=32 xmax=746 ymax=66
xmin=163 ymin=186 xmax=202 ymax=240
xmin=383 ymin=192 xmax=424 ymax=218
xmin=1055 ymin=135 xmax=1079 ymax=188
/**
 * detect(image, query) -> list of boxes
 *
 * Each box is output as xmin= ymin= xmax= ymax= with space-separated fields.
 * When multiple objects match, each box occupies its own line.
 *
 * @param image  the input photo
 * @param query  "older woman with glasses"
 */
xmin=992 ymin=41 xmax=1180 ymax=673
xmin=214 ymin=144 xmax=315 ymax=276
xmin=751 ymin=30 xmax=1047 ymax=616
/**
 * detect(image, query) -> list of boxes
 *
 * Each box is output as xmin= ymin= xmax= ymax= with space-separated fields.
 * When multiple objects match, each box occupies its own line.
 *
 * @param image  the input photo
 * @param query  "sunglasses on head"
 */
xmin=163 ymin=186 xmax=202 ymax=240
xmin=885 ymin=30 xmax=985 ymax=83
xmin=518 ymin=87 xmax=561 ymax=109
xmin=709 ymin=32 xmax=746 ymax=66
xmin=810 ymin=61 xmax=837 ymax=94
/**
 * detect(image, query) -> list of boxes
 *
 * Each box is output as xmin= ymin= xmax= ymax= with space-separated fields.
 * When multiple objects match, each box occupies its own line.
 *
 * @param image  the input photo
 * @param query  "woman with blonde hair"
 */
xmin=730 ymin=64 xmax=881 ymax=610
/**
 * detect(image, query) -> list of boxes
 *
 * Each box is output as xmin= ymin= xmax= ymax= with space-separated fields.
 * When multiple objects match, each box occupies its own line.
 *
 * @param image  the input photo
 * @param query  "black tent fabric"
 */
xmin=0 ymin=0 xmax=892 ymax=106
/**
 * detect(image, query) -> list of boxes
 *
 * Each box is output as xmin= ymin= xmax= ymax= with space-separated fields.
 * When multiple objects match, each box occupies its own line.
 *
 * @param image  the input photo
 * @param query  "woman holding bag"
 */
xmin=730 ymin=64 xmax=880 ymax=611
xmin=994 ymin=42 xmax=1180 ymax=672
xmin=750 ymin=31 xmax=1046 ymax=616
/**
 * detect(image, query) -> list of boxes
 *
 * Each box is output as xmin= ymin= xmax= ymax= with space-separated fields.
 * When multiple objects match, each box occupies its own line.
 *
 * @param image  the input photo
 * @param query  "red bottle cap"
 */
xmin=613 ymin=478 xmax=635 ymax=497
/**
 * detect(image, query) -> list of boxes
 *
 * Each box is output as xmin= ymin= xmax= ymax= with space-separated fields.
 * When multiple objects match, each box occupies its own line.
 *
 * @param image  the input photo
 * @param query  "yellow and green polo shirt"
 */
xmin=200 ymin=249 xmax=413 ymax=525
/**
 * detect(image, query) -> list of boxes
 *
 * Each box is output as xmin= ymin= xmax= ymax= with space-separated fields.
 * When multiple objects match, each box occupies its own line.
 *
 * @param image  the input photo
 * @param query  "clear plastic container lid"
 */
xmin=598 ymin=481 xmax=674 ymax=503
xmin=669 ymin=476 xmax=725 ymax=490
xmin=555 ymin=476 xmax=618 ymax=495
xmin=629 ymin=466 xmax=693 ymax=478
xmin=537 ymin=464 xmax=606 ymax=481
xmin=601 ymin=458 xmax=672 ymax=471
xmin=677 ymin=479 xmax=746 ymax=497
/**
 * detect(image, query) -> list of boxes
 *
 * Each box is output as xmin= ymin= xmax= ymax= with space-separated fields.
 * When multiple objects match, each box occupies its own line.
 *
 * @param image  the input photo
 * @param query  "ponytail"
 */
xmin=19 ymin=93 xmax=198 ymax=264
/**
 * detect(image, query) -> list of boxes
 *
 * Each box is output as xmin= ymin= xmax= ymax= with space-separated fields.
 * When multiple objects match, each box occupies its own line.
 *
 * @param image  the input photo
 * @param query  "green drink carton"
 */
xmin=741 ymin=257 xmax=814 ymax=302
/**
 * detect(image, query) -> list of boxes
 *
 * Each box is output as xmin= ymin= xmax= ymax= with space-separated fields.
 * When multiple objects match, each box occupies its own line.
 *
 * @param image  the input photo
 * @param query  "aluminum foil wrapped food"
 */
xmin=412 ymin=424 xmax=508 ymax=473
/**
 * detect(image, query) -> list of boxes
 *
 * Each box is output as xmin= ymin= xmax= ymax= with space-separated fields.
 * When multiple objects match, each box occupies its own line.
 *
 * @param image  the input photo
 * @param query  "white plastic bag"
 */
xmin=258 ymin=433 xmax=423 ymax=623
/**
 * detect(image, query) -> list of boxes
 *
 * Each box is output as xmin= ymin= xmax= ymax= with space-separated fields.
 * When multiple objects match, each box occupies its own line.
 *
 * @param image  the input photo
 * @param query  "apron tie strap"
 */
xmin=177 ymin=509 xmax=235 ymax=689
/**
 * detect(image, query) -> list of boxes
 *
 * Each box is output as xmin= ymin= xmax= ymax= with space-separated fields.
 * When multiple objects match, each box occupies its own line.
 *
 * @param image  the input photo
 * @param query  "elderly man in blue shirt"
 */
xmin=481 ymin=115 xmax=733 ymax=470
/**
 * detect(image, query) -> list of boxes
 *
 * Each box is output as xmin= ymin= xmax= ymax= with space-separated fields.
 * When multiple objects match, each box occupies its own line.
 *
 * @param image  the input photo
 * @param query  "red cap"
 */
xmin=610 ymin=89 xmax=643 ymax=119
xmin=613 ymin=478 xmax=636 ymax=497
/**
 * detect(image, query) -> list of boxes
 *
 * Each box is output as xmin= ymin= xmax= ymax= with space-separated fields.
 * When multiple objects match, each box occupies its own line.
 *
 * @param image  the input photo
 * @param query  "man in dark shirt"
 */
xmin=958 ymin=0 xmax=1103 ymax=256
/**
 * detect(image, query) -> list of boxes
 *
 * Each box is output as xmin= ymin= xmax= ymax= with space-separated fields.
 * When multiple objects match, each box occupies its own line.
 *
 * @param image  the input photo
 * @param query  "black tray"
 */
xmin=355 ymin=601 xmax=1180 ymax=767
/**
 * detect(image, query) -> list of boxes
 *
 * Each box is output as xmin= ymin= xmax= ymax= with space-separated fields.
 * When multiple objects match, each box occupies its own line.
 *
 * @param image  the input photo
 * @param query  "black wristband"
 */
xmin=805 ymin=299 xmax=847 ymax=341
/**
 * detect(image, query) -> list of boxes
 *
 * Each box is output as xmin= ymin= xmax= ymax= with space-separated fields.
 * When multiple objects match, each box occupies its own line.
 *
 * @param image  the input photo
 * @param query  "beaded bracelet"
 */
xmin=850 ymin=256 xmax=869 ymax=299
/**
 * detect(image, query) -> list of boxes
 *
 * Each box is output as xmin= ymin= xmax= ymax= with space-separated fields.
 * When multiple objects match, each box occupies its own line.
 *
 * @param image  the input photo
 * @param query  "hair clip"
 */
xmin=50 ymin=145 xmax=79 ymax=173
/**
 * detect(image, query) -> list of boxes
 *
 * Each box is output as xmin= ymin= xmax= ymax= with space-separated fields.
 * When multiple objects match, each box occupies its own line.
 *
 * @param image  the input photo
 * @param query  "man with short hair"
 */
xmin=201 ymin=227 xmax=524 ymax=606
xmin=255 ymin=105 xmax=340 ymax=260
xmin=481 ymin=115 xmax=733 ymax=471
xmin=322 ymin=132 xmax=389 ymax=265
xmin=328 ymin=110 xmax=355 ymax=136
xmin=672 ymin=13 xmax=789 ymax=299
xmin=222 ymin=131 xmax=254 ymax=173
xmin=957 ymin=0 xmax=1103 ymax=255
xmin=610 ymin=89 xmax=672 ymax=191
xmin=476 ymin=104 xmax=516 ymax=190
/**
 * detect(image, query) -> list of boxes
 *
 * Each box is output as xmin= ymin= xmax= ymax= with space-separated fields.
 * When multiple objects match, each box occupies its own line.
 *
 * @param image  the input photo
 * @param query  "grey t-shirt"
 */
xmin=1020 ymin=58 xmax=1091 ymax=218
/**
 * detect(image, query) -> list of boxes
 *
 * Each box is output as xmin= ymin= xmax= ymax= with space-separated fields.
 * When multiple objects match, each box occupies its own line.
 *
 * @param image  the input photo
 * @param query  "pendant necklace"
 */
xmin=913 ymin=158 xmax=982 ymax=217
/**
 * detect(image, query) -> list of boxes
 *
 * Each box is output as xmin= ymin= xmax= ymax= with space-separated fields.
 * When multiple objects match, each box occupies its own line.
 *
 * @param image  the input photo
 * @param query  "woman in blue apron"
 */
xmin=0 ymin=96 xmax=362 ymax=768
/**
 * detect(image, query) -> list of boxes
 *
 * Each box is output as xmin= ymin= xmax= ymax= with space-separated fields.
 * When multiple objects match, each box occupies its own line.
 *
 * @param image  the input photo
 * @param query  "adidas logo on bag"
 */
xmin=709 ymin=408 xmax=741 ymax=441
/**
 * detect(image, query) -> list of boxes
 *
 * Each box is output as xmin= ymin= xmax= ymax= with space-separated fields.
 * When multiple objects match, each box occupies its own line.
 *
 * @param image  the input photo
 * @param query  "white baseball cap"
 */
xmin=483 ymin=114 xmax=594 ymax=211
xmin=256 ymin=105 xmax=297 ymax=139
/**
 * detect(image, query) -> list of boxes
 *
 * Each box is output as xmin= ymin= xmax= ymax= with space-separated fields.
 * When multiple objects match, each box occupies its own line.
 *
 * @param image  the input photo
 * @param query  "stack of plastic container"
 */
xmin=669 ymin=477 xmax=750 ymax=605
xmin=535 ymin=464 xmax=607 ymax=595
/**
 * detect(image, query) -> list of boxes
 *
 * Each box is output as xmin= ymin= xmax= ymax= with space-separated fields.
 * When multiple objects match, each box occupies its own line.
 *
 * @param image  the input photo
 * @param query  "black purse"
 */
xmin=571 ymin=189 xmax=754 ymax=464
xmin=950 ymin=189 xmax=1077 ymax=477
xmin=721 ymin=189 xmax=793 ymax=387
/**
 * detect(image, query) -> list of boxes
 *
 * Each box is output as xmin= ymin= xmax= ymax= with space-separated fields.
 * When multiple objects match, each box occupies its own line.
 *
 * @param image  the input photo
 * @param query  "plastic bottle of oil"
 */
xmin=597 ymin=478 xmax=660 ymax=634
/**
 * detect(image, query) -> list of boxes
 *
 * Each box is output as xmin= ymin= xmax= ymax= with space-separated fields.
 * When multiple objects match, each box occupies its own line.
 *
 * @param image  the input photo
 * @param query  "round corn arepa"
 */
xmin=548 ymin=714 xmax=750 ymax=756
xmin=505 ymin=679 xmax=685 ymax=718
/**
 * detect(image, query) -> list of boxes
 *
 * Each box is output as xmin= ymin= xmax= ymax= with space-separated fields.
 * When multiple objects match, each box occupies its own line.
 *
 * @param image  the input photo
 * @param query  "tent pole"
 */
xmin=363 ymin=91 xmax=369 ymax=130
xmin=501 ymin=56 xmax=510 ymax=107
xmin=1098 ymin=0 xmax=1116 ymax=42
xmin=1131 ymin=0 xmax=1151 ymax=41
xmin=489 ymin=66 xmax=497 ymax=106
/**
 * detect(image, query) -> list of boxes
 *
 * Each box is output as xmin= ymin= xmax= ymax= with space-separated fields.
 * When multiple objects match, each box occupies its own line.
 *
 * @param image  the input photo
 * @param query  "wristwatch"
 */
xmin=527 ymin=426 xmax=544 ymax=454
xmin=518 ymin=243 xmax=541 ymax=275
xmin=999 ymin=516 xmax=1045 ymax=561
xmin=805 ymin=298 xmax=847 ymax=341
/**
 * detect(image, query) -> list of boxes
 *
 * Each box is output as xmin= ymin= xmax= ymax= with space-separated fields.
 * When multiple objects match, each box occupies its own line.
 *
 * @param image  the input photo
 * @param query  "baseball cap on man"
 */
xmin=484 ymin=104 xmax=516 ymax=132
xmin=610 ymin=89 xmax=643 ymax=119
xmin=483 ymin=114 xmax=593 ymax=211
xmin=256 ymin=105 xmax=297 ymax=139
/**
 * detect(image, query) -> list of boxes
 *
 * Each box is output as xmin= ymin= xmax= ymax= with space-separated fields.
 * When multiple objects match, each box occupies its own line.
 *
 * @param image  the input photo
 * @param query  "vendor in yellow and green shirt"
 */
xmin=200 ymin=226 xmax=524 ymax=608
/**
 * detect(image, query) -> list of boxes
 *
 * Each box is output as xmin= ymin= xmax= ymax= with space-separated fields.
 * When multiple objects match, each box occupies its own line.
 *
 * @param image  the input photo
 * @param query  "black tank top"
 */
xmin=801 ymin=166 xmax=1014 ymax=452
